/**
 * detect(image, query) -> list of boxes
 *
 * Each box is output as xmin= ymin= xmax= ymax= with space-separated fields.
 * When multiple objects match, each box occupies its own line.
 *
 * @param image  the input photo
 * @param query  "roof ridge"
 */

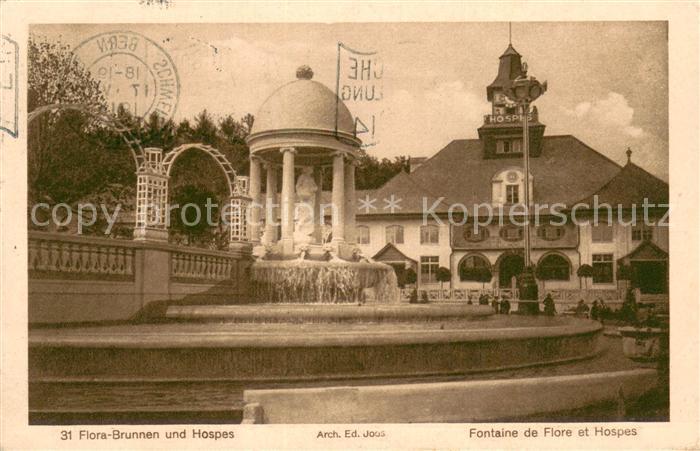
xmin=407 ymin=139 xmax=466 ymax=178
xmin=563 ymin=135 xmax=624 ymax=170
xmin=626 ymin=161 xmax=669 ymax=187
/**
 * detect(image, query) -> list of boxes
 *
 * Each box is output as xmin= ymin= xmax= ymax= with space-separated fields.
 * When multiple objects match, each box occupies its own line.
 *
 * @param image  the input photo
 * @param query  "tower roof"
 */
xmin=487 ymin=44 xmax=525 ymax=101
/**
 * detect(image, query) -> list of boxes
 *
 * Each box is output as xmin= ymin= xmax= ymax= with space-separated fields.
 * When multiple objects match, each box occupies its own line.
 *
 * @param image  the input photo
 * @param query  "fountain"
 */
xmin=245 ymin=65 xmax=399 ymax=304
xmin=27 ymin=66 xmax=657 ymax=426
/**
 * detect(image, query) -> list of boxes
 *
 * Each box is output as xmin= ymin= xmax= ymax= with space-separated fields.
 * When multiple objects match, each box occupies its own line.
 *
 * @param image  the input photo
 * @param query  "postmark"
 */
xmin=336 ymin=42 xmax=383 ymax=148
xmin=0 ymin=34 xmax=19 ymax=137
xmin=73 ymin=30 xmax=180 ymax=122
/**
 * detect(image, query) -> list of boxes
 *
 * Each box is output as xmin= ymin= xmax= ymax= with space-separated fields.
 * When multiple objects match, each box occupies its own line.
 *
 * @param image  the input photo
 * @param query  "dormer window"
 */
xmin=496 ymin=139 xmax=522 ymax=154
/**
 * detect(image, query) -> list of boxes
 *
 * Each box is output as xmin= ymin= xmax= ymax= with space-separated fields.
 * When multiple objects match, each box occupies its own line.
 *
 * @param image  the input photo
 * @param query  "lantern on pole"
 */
xmin=504 ymin=70 xmax=547 ymax=314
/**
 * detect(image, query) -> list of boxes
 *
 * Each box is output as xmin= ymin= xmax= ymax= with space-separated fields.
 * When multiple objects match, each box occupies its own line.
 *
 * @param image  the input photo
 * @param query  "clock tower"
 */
xmin=478 ymin=44 xmax=546 ymax=159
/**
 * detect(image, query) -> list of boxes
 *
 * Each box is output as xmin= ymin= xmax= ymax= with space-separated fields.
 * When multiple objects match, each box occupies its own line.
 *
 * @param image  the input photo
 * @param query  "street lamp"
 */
xmin=505 ymin=70 xmax=547 ymax=314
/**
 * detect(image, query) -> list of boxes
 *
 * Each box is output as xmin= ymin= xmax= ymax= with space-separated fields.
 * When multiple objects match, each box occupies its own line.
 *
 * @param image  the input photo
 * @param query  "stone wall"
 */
xmin=28 ymin=231 xmax=252 ymax=324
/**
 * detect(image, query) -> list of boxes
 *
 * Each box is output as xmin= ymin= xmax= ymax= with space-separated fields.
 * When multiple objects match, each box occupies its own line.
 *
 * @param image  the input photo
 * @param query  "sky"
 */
xmin=34 ymin=22 xmax=668 ymax=180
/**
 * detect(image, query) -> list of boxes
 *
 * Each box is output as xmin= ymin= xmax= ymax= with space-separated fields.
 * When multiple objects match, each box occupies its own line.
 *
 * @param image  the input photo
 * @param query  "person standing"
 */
xmin=591 ymin=300 xmax=600 ymax=321
xmin=543 ymin=293 xmax=556 ymax=316
xmin=500 ymin=297 xmax=511 ymax=315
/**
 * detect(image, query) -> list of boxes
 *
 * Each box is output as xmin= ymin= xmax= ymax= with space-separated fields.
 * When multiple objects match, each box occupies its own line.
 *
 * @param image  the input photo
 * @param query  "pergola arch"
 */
xmin=162 ymin=143 xmax=238 ymax=197
xmin=27 ymin=103 xmax=145 ymax=170
xmin=134 ymin=143 xmax=250 ymax=247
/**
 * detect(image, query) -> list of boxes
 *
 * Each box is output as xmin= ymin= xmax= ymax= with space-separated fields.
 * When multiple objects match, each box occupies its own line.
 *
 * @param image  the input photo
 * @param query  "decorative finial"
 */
xmin=509 ymin=22 xmax=512 ymax=45
xmin=296 ymin=65 xmax=314 ymax=80
xmin=626 ymin=147 xmax=632 ymax=163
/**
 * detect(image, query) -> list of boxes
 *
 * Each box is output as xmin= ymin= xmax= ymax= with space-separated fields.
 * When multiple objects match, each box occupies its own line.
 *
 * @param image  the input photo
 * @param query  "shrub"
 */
xmin=436 ymin=267 xmax=451 ymax=290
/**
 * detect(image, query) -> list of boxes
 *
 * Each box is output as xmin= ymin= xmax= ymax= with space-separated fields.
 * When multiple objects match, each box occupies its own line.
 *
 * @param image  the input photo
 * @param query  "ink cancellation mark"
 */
xmin=73 ymin=30 xmax=180 ymax=122
xmin=1 ymin=35 xmax=19 ymax=138
xmin=336 ymin=42 xmax=383 ymax=148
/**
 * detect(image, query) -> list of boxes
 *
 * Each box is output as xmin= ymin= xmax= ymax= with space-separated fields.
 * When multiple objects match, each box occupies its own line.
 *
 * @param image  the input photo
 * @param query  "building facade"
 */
xmin=354 ymin=44 xmax=669 ymax=304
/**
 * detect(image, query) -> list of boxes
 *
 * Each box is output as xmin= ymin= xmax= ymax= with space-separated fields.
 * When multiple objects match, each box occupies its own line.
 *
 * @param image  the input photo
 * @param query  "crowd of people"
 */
xmin=466 ymin=291 xmax=613 ymax=320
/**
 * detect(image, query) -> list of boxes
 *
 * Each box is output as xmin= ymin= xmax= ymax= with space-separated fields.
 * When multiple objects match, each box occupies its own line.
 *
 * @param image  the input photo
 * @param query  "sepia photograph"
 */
xmin=22 ymin=21 xmax=671 ymax=426
xmin=1 ymin=4 xmax=698 ymax=448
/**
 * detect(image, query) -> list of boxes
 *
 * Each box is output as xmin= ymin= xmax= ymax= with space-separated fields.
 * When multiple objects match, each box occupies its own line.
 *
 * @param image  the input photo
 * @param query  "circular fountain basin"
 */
xmin=29 ymin=314 xmax=602 ymax=382
xmin=165 ymin=303 xmax=494 ymax=323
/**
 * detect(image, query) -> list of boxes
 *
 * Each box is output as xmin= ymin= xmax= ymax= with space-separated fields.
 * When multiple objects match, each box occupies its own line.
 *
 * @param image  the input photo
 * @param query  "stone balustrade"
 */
xmin=29 ymin=233 xmax=135 ymax=279
xmin=171 ymin=250 xmax=237 ymax=282
xmin=28 ymin=231 xmax=252 ymax=324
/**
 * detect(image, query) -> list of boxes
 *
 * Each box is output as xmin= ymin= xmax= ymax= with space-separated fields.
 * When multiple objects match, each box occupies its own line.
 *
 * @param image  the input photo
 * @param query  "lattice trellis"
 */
xmin=229 ymin=176 xmax=251 ymax=242
xmin=135 ymin=148 xmax=168 ymax=231
xmin=162 ymin=143 xmax=237 ymax=196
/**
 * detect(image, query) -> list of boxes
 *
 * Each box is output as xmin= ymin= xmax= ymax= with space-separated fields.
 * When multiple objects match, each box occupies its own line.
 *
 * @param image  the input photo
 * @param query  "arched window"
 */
xmin=537 ymin=253 xmax=571 ymax=281
xmin=385 ymin=225 xmax=404 ymax=244
xmin=420 ymin=224 xmax=439 ymax=244
xmin=357 ymin=225 xmax=370 ymax=245
xmin=458 ymin=254 xmax=491 ymax=281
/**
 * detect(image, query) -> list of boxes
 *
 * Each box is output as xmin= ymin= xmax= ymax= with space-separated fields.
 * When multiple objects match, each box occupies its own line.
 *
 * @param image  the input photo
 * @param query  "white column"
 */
xmin=264 ymin=163 xmax=278 ymax=245
xmin=248 ymin=157 xmax=262 ymax=243
xmin=280 ymin=147 xmax=296 ymax=253
xmin=313 ymin=167 xmax=323 ymax=243
xmin=332 ymin=152 xmax=346 ymax=244
xmin=345 ymin=159 xmax=356 ymax=244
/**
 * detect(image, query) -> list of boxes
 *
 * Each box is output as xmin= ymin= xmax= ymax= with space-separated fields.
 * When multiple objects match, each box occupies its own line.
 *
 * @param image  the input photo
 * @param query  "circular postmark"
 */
xmin=73 ymin=30 xmax=180 ymax=122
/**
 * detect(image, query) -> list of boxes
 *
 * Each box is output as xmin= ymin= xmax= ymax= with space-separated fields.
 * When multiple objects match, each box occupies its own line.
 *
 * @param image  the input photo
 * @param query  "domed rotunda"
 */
xmin=246 ymin=66 xmax=362 ymax=257
xmin=245 ymin=66 xmax=398 ymax=304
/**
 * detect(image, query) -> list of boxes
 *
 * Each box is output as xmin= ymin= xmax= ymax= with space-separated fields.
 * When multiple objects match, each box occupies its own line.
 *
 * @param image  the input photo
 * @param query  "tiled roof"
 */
xmin=372 ymin=243 xmax=417 ymax=263
xmin=618 ymin=240 xmax=668 ymax=262
xmin=357 ymin=135 xmax=629 ymax=215
xmin=576 ymin=161 xmax=669 ymax=207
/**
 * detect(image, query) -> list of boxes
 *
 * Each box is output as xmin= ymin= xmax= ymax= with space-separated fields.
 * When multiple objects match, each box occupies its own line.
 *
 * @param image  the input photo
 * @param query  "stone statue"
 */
xmin=294 ymin=167 xmax=317 ymax=245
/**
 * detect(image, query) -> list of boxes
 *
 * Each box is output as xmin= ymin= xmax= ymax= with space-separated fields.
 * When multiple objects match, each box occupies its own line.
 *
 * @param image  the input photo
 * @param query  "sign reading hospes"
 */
xmin=336 ymin=43 xmax=383 ymax=148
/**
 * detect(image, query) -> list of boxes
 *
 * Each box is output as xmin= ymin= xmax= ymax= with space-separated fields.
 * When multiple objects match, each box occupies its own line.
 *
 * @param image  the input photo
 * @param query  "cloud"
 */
xmin=553 ymin=92 xmax=666 ymax=181
xmin=564 ymin=92 xmax=645 ymax=138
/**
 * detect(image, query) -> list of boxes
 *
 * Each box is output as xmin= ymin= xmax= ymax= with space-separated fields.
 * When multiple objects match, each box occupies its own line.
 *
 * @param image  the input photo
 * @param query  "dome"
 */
xmin=249 ymin=68 xmax=356 ymax=137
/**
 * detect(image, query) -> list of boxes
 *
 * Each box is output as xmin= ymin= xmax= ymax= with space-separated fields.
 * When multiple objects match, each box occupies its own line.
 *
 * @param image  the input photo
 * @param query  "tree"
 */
xmin=169 ymin=184 xmax=219 ymax=246
xmin=405 ymin=267 xmax=417 ymax=286
xmin=436 ymin=267 xmax=451 ymax=290
xmin=218 ymin=114 xmax=252 ymax=175
xmin=27 ymin=36 xmax=133 ymax=205
xmin=354 ymin=152 xmax=410 ymax=190
xmin=617 ymin=263 xmax=633 ymax=281
xmin=577 ymin=264 xmax=594 ymax=290
xmin=535 ymin=262 xmax=556 ymax=291
xmin=319 ymin=149 xmax=409 ymax=190
xmin=476 ymin=267 xmax=493 ymax=290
